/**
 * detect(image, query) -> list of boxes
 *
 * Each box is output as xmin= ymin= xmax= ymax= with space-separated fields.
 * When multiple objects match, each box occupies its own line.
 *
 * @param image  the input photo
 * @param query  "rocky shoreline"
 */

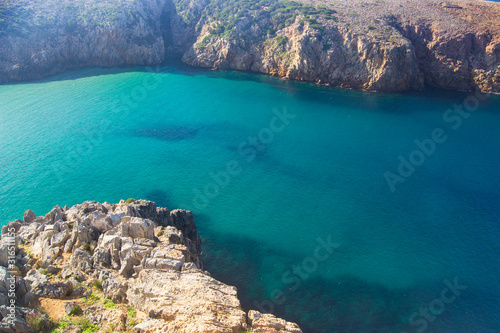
xmin=0 ymin=0 xmax=499 ymax=93
xmin=0 ymin=200 xmax=302 ymax=333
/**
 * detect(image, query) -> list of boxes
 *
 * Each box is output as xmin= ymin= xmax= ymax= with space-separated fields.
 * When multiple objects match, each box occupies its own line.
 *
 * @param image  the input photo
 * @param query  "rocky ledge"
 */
xmin=0 ymin=200 xmax=301 ymax=333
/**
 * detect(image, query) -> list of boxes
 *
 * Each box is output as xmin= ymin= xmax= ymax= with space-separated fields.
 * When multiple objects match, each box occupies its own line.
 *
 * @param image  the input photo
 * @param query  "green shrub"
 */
xmin=83 ymin=294 xmax=101 ymax=306
xmin=104 ymin=323 xmax=117 ymax=333
xmin=125 ymin=198 xmax=135 ymax=204
xmin=126 ymin=306 xmax=137 ymax=326
xmin=54 ymin=317 xmax=72 ymax=331
xmin=81 ymin=242 xmax=92 ymax=254
xmin=75 ymin=318 xmax=99 ymax=333
xmin=69 ymin=305 xmax=82 ymax=316
xmin=103 ymin=298 xmax=118 ymax=309
xmin=26 ymin=313 xmax=54 ymax=333
xmin=275 ymin=35 xmax=288 ymax=46
xmin=309 ymin=23 xmax=323 ymax=30
xmin=127 ymin=307 xmax=136 ymax=319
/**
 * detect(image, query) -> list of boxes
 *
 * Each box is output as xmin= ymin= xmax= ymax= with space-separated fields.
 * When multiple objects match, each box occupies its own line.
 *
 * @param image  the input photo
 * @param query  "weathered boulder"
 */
xmin=44 ymin=265 xmax=60 ymax=276
xmin=127 ymin=269 xmax=247 ymax=333
xmin=70 ymin=249 xmax=93 ymax=274
xmin=64 ymin=302 xmax=81 ymax=315
xmin=2 ymin=318 xmax=33 ymax=333
xmin=30 ymin=229 xmax=55 ymax=259
xmin=92 ymin=235 xmax=121 ymax=269
xmin=248 ymin=310 xmax=302 ymax=333
xmin=99 ymin=270 xmax=128 ymax=303
xmin=18 ymin=222 xmax=43 ymax=243
xmin=51 ymin=230 xmax=70 ymax=248
xmin=0 ymin=243 xmax=11 ymax=268
xmin=71 ymin=286 xmax=87 ymax=298
xmin=60 ymin=266 xmax=73 ymax=280
xmin=0 ymin=268 xmax=9 ymax=290
xmin=132 ymin=319 xmax=170 ymax=332
xmin=45 ymin=205 xmax=65 ymax=223
xmin=25 ymin=270 xmax=72 ymax=299
xmin=123 ymin=218 xmax=155 ymax=240
xmin=15 ymin=278 xmax=30 ymax=301
xmin=35 ymin=281 xmax=73 ymax=299
xmin=169 ymin=210 xmax=201 ymax=256
xmin=23 ymin=211 xmax=37 ymax=224
xmin=114 ymin=200 xmax=158 ymax=222
xmin=1 ymin=221 xmax=22 ymax=237
xmin=89 ymin=212 xmax=122 ymax=233
xmin=143 ymin=257 xmax=183 ymax=271
xmin=118 ymin=237 xmax=149 ymax=278
xmin=72 ymin=221 xmax=94 ymax=246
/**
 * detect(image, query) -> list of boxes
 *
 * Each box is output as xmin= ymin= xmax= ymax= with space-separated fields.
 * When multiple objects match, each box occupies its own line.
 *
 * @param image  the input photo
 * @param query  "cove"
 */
xmin=0 ymin=64 xmax=499 ymax=332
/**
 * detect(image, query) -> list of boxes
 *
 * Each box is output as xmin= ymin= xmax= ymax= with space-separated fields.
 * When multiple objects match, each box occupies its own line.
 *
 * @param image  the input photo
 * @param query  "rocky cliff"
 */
xmin=0 ymin=200 xmax=302 ymax=333
xmin=0 ymin=0 xmax=499 ymax=93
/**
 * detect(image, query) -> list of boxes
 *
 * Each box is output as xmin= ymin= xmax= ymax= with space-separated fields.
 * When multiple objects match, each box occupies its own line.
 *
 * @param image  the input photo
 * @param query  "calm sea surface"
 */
xmin=1 ymin=65 xmax=499 ymax=332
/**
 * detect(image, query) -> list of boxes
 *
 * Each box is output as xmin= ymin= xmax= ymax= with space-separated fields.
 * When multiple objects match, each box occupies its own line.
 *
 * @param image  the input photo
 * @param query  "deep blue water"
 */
xmin=0 ymin=64 xmax=499 ymax=332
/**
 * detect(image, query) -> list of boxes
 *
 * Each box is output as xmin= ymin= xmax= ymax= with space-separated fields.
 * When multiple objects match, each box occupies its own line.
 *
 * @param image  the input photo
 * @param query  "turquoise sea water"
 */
xmin=1 ymin=65 xmax=499 ymax=332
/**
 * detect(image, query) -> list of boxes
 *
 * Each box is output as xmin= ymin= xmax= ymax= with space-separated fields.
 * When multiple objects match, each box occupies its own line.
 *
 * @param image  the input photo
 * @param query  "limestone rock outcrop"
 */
xmin=0 ymin=199 xmax=302 ymax=333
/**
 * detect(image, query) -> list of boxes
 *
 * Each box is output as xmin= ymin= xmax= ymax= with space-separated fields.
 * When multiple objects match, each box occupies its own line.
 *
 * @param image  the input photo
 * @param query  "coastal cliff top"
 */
xmin=2 ymin=0 xmax=500 ymax=37
xmin=0 ymin=199 xmax=302 ymax=332
xmin=172 ymin=0 xmax=500 ymax=38
xmin=309 ymin=0 xmax=500 ymax=26
xmin=1 ymin=0 xmax=499 ymax=91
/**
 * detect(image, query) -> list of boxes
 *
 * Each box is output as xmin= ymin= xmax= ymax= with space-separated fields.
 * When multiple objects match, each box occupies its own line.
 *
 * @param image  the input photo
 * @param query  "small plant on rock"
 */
xmin=127 ymin=306 xmax=137 ymax=326
xmin=103 ymin=322 xmax=117 ymax=333
xmin=91 ymin=279 xmax=103 ymax=291
xmin=83 ymin=294 xmax=101 ymax=306
xmin=81 ymin=242 xmax=93 ymax=255
xmin=26 ymin=312 xmax=55 ymax=333
xmin=103 ymin=298 xmax=118 ymax=309
xmin=53 ymin=316 xmax=72 ymax=332
xmin=74 ymin=317 xmax=99 ymax=333
xmin=69 ymin=305 xmax=83 ymax=316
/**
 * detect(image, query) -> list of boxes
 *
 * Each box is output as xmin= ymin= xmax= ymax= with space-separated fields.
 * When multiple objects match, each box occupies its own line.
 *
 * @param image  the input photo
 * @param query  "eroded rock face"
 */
xmin=182 ymin=0 xmax=500 ymax=93
xmin=127 ymin=269 xmax=247 ymax=333
xmin=248 ymin=310 xmax=303 ymax=333
xmin=0 ymin=200 xmax=302 ymax=333
xmin=386 ymin=15 xmax=500 ymax=92
xmin=183 ymin=22 xmax=424 ymax=92
xmin=0 ymin=0 xmax=171 ymax=83
xmin=0 ymin=0 xmax=499 ymax=93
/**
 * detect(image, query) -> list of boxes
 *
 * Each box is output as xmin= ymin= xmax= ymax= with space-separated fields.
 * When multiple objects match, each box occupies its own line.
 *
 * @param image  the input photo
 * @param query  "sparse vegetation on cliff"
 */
xmin=0 ymin=0 xmax=499 ymax=92
xmin=196 ymin=0 xmax=336 ymax=39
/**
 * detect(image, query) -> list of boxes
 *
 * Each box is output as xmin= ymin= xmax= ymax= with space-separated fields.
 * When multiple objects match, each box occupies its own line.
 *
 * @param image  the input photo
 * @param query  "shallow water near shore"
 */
xmin=1 ymin=64 xmax=499 ymax=332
